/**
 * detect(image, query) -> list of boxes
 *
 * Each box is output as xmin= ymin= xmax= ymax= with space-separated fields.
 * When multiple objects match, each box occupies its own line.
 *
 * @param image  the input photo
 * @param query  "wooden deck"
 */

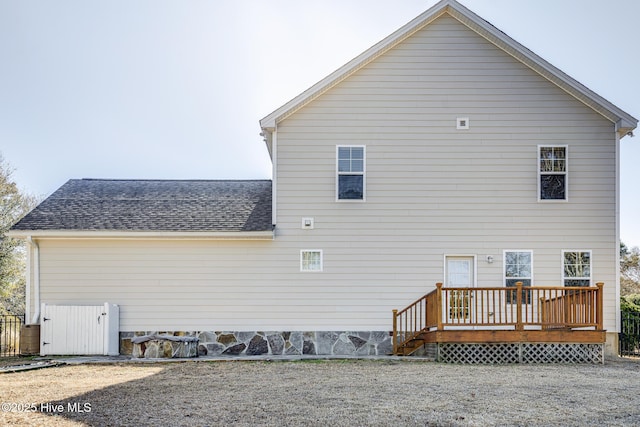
xmin=393 ymin=282 xmax=605 ymax=356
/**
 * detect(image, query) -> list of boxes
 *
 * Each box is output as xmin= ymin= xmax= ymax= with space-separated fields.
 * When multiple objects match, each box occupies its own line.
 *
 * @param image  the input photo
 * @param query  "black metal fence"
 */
xmin=620 ymin=310 xmax=640 ymax=357
xmin=0 ymin=315 xmax=24 ymax=357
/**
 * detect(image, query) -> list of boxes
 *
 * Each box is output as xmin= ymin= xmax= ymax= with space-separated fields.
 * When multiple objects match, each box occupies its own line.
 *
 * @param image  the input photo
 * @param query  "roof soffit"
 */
xmin=259 ymin=0 xmax=637 ymax=139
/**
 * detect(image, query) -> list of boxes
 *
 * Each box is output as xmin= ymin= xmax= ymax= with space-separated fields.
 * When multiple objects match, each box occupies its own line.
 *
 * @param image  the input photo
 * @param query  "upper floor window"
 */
xmin=563 ymin=250 xmax=591 ymax=287
xmin=539 ymin=146 xmax=567 ymax=201
xmin=337 ymin=146 xmax=365 ymax=200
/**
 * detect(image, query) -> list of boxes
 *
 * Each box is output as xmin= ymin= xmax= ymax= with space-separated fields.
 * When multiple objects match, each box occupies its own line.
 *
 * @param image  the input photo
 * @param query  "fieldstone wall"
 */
xmin=120 ymin=331 xmax=393 ymax=357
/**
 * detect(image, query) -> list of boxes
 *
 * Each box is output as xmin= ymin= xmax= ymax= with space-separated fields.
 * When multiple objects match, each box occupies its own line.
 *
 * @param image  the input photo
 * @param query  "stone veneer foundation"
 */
xmin=131 ymin=334 xmax=199 ymax=358
xmin=120 ymin=331 xmax=393 ymax=357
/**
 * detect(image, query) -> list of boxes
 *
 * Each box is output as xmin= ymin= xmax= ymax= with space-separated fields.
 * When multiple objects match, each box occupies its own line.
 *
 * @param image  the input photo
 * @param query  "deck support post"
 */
xmin=516 ymin=281 xmax=523 ymax=330
xmin=596 ymin=282 xmax=604 ymax=330
xmin=392 ymin=309 xmax=398 ymax=355
xmin=436 ymin=283 xmax=443 ymax=331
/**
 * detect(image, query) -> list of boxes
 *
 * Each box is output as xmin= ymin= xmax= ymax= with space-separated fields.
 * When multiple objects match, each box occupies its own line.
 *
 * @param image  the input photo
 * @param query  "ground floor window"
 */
xmin=563 ymin=250 xmax=591 ymax=286
xmin=300 ymin=250 xmax=323 ymax=272
xmin=504 ymin=251 xmax=532 ymax=303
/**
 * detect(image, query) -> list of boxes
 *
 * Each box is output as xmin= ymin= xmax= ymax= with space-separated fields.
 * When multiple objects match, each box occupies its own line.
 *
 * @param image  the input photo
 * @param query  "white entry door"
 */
xmin=445 ymin=256 xmax=476 ymax=324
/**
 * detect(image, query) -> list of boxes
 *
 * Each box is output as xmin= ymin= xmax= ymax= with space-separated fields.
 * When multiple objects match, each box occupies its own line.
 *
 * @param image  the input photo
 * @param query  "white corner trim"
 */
xmin=271 ymin=128 xmax=278 ymax=227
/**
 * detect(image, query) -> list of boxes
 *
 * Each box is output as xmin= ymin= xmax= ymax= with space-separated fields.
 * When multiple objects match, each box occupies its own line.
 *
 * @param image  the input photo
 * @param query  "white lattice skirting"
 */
xmin=437 ymin=343 xmax=603 ymax=364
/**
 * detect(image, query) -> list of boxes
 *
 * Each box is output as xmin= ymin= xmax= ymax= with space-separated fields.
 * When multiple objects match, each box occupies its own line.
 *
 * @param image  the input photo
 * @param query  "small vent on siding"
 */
xmin=456 ymin=117 xmax=470 ymax=130
xmin=301 ymin=217 xmax=314 ymax=229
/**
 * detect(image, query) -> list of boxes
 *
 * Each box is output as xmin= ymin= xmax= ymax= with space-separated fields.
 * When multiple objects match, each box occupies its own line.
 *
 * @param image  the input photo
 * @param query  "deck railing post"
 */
xmin=516 ymin=281 xmax=523 ymax=330
xmin=392 ymin=309 xmax=398 ymax=355
xmin=596 ymin=282 xmax=604 ymax=330
xmin=436 ymin=282 xmax=443 ymax=331
xmin=540 ymin=296 xmax=547 ymax=328
xmin=564 ymin=288 xmax=570 ymax=326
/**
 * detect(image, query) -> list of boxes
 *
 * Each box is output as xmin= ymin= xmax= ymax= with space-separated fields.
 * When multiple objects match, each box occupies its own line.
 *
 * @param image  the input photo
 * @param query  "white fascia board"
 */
xmin=259 ymin=0 xmax=637 ymax=138
xmin=7 ymin=230 xmax=275 ymax=241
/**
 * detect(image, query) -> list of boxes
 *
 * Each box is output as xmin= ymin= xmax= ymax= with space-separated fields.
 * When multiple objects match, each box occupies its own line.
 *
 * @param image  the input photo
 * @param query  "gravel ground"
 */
xmin=1 ymin=357 xmax=639 ymax=426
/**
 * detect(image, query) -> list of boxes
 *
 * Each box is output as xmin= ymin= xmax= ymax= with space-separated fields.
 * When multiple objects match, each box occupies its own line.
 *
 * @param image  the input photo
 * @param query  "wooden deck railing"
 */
xmin=392 ymin=282 xmax=604 ymax=354
xmin=392 ymin=293 xmax=430 ymax=354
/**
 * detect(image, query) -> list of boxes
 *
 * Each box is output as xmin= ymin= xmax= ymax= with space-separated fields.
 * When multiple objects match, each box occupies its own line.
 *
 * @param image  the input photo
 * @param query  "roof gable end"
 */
xmin=259 ymin=0 xmax=637 ymax=150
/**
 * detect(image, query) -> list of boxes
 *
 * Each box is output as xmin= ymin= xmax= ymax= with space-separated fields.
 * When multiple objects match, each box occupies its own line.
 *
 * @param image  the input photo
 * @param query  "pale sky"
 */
xmin=1 ymin=0 xmax=639 ymax=246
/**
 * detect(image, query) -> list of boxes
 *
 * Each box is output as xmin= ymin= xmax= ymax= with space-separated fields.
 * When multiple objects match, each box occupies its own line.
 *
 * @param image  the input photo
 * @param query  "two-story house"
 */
xmin=10 ymin=0 xmax=637 ymax=362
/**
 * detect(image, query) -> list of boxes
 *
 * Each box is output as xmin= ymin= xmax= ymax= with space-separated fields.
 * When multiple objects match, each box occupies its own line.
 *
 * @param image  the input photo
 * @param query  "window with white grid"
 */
xmin=300 ymin=250 xmax=323 ymax=272
xmin=538 ymin=145 xmax=567 ymax=201
xmin=563 ymin=250 xmax=591 ymax=287
xmin=337 ymin=146 xmax=365 ymax=200
xmin=504 ymin=251 xmax=532 ymax=303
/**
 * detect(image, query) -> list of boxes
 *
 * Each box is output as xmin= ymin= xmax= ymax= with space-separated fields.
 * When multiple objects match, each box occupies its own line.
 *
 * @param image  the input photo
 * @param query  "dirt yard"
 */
xmin=1 ymin=357 xmax=639 ymax=426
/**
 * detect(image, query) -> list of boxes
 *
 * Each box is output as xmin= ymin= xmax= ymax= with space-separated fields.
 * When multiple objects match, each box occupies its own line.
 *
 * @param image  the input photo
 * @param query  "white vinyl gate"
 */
xmin=40 ymin=303 xmax=119 ymax=356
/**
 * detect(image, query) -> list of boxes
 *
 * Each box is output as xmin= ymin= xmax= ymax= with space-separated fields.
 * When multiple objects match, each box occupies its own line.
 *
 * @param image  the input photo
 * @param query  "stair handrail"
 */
xmin=392 ymin=284 xmax=442 ymax=355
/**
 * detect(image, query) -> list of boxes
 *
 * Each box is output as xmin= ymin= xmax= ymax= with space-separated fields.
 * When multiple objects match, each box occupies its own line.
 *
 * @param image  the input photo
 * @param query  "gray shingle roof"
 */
xmin=11 ymin=179 xmax=273 ymax=233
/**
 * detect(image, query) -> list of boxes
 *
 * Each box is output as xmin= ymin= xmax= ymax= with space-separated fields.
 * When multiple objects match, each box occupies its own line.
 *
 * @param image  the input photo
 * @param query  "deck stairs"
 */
xmin=396 ymin=335 xmax=427 ymax=356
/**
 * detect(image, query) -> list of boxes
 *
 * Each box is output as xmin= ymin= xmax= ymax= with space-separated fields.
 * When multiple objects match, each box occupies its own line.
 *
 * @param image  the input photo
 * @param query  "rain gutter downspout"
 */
xmin=26 ymin=236 xmax=40 ymax=324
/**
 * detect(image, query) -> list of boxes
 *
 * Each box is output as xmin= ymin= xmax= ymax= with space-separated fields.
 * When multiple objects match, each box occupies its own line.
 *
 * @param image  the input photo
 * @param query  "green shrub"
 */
xmin=621 ymin=294 xmax=640 ymax=313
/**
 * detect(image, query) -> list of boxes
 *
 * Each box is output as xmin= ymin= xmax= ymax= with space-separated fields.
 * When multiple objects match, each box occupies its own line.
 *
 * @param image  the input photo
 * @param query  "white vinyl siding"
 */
xmin=37 ymin=239 xmax=397 ymax=331
xmin=274 ymin=15 xmax=618 ymax=333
